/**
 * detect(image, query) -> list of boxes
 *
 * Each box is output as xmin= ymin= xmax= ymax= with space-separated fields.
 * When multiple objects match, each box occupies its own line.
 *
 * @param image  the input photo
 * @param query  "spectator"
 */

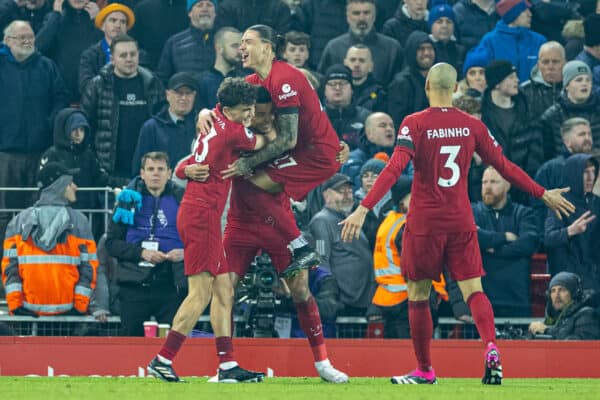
xmin=79 ymin=3 xmax=150 ymax=94
xmin=545 ymin=153 xmax=600 ymax=290
xmin=323 ymin=64 xmax=371 ymax=150
xmin=81 ymin=34 xmax=165 ymax=179
xmin=0 ymin=0 xmax=52 ymax=33
xmin=562 ymin=18 xmax=584 ymax=61
xmin=0 ymin=20 xmax=69 ymax=245
xmin=196 ymin=26 xmax=247 ymax=110
xmin=156 ymin=0 xmax=217 ymax=85
xmin=132 ymin=72 xmax=198 ymax=174
xmin=105 ymin=152 xmax=187 ymax=336
xmin=282 ymin=30 xmax=319 ymax=76
xmin=214 ymin=0 xmax=291 ymax=34
xmin=472 ymin=166 xmax=539 ymax=317
xmin=530 ymin=0 xmax=580 ymax=43
xmin=528 ymin=272 xmax=600 ymax=340
xmin=472 ymin=0 xmax=546 ymax=82
xmin=1 ymin=162 xmax=98 ymax=317
xmin=457 ymin=46 xmax=487 ymax=98
xmin=342 ymin=112 xmax=400 ymax=187
xmin=429 ymin=1 xmax=466 ymax=77
xmin=452 ymin=0 xmax=498 ymax=51
xmin=372 ymin=177 xmax=449 ymax=338
xmin=40 ymin=108 xmax=128 ymax=235
xmin=533 ymin=118 xmax=593 ymax=230
xmin=309 ymin=173 xmax=376 ymax=316
xmin=353 ymin=157 xmax=393 ymax=250
xmin=575 ymin=13 xmax=600 ymax=92
xmin=35 ymin=0 xmax=102 ymax=103
xmin=344 ymin=44 xmax=386 ymax=112
xmin=381 ymin=0 xmax=428 ymax=48
xmin=481 ymin=60 xmax=543 ymax=181
xmin=540 ymin=60 xmax=600 ymax=160
xmin=520 ymin=41 xmax=565 ymax=142
xmin=130 ymin=0 xmax=188 ymax=68
xmin=292 ymin=0 xmax=347 ymax=68
xmin=387 ymin=30 xmax=434 ymax=127
xmin=319 ymin=0 xmax=404 ymax=86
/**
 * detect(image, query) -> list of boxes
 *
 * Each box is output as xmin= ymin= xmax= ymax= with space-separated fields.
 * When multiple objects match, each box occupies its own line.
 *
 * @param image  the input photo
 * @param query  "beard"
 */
xmin=482 ymin=192 xmax=503 ymax=207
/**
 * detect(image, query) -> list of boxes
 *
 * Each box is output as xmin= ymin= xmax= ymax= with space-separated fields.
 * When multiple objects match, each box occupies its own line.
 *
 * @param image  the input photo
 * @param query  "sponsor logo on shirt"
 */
xmin=278 ymin=83 xmax=297 ymax=100
xmin=397 ymin=125 xmax=413 ymax=142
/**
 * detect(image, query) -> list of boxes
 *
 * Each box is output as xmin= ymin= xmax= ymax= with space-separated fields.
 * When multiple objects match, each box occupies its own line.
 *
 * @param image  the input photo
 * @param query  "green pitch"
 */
xmin=1 ymin=377 xmax=598 ymax=400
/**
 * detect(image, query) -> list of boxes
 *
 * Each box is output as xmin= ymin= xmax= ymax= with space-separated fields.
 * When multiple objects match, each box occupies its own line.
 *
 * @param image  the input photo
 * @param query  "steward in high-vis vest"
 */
xmin=372 ymin=177 xmax=448 ymax=338
xmin=1 ymin=162 xmax=98 ymax=316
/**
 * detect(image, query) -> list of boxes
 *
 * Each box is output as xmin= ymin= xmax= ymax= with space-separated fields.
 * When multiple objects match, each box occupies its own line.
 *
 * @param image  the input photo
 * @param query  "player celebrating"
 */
xmin=223 ymin=87 xmax=349 ymax=383
xmin=198 ymin=24 xmax=341 ymax=278
xmin=147 ymin=78 xmax=268 ymax=383
xmin=340 ymin=63 xmax=575 ymax=385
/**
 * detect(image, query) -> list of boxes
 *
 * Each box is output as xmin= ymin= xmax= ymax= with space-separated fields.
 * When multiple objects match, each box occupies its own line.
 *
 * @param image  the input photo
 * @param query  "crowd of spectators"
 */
xmin=1 ymin=0 xmax=600 ymax=338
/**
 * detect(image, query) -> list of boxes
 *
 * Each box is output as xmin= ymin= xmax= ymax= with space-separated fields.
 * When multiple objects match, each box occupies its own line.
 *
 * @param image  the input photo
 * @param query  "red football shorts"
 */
xmin=177 ymin=203 xmax=227 ymax=276
xmin=401 ymin=228 xmax=484 ymax=282
xmin=223 ymin=218 xmax=292 ymax=276
xmin=265 ymin=142 xmax=338 ymax=201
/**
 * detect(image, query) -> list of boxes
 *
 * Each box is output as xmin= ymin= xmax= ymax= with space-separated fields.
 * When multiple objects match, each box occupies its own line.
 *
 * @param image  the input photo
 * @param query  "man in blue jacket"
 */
xmin=472 ymin=166 xmax=539 ymax=317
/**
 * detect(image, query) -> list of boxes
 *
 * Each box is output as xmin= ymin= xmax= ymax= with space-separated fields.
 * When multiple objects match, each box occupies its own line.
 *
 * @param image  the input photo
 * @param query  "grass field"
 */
xmin=1 ymin=377 xmax=598 ymax=400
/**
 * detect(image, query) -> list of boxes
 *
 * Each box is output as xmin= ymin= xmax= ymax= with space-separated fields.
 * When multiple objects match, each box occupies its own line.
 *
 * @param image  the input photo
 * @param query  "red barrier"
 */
xmin=0 ymin=337 xmax=599 ymax=378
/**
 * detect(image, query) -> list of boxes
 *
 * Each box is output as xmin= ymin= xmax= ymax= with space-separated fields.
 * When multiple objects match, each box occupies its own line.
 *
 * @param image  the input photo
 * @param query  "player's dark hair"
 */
xmin=247 ymin=24 xmax=285 ymax=58
xmin=284 ymin=30 xmax=311 ymax=49
xmin=110 ymin=33 xmax=138 ymax=54
xmin=141 ymin=151 xmax=170 ymax=170
xmin=217 ymin=77 xmax=257 ymax=108
xmin=255 ymin=86 xmax=272 ymax=104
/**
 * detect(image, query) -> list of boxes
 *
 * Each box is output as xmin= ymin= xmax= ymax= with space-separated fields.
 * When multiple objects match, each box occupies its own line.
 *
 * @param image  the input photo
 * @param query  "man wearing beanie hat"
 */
xmin=528 ymin=272 xmax=600 ymax=340
xmin=575 ymin=13 xmax=600 ymax=94
xmin=470 ymin=0 xmax=546 ymax=82
xmin=481 ymin=59 xmax=544 ymax=181
xmin=324 ymin=64 xmax=371 ymax=150
xmin=156 ymin=0 xmax=217 ymax=85
xmin=1 ymin=161 xmax=99 ymax=318
xmin=428 ymin=2 xmax=466 ymax=77
xmin=79 ymin=3 xmax=151 ymax=92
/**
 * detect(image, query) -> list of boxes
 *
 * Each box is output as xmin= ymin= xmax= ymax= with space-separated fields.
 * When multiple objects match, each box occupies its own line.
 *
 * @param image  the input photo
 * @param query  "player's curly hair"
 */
xmin=217 ymin=77 xmax=257 ymax=108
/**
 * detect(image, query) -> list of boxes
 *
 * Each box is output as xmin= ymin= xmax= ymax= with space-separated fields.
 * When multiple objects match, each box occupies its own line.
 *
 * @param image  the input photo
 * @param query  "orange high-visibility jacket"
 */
xmin=2 ymin=207 xmax=98 ymax=316
xmin=372 ymin=210 xmax=448 ymax=307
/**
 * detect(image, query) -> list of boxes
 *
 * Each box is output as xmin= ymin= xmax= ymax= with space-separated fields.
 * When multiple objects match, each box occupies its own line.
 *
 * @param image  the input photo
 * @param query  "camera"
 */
xmin=236 ymin=254 xmax=281 ymax=338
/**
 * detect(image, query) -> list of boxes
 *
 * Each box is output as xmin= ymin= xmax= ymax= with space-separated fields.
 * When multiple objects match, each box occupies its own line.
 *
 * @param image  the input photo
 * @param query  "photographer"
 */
xmin=528 ymin=272 xmax=600 ymax=340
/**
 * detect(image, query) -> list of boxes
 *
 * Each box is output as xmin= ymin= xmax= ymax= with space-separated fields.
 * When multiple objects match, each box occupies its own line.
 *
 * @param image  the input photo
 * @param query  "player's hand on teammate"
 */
xmin=337 ymin=141 xmax=350 ymax=164
xmin=184 ymin=164 xmax=209 ymax=181
xmin=196 ymin=108 xmax=216 ymax=135
xmin=221 ymin=158 xmax=253 ymax=179
xmin=567 ymin=210 xmax=596 ymax=237
xmin=339 ymin=205 xmax=370 ymax=242
xmin=541 ymin=187 xmax=575 ymax=219
xmin=141 ymin=249 xmax=168 ymax=264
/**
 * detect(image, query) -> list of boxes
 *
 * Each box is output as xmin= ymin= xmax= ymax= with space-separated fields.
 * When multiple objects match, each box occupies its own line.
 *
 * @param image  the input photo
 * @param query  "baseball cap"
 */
xmin=322 ymin=173 xmax=352 ymax=192
xmin=167 ymin=72 xmax=199 ymax=92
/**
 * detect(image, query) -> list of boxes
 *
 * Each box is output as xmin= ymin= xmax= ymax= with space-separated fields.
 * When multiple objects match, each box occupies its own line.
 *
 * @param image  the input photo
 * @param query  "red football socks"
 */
xmin=158 ymin=330 xmax=186 ymax=361
xmin=467 ymin=291 xmax=497 ymax=346
xmin=408 ymin=300 xmax=433 ymax=372
xmin=216 ymin=336 xmax=236 ymax=363
xmin=296 ymin=296 xmax=327 ymax=362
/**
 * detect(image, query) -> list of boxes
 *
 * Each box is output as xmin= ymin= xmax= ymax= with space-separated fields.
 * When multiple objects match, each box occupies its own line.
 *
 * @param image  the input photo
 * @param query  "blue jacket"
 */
xmin=0 ymin=45 xmax=68 ymax=153
xmin=131 ymin=104 xmax=197 ymax=175
xmin=473 ymin=199 xmax=539 ymax=317
xmin=544 ymin=154 xmax=600 ymax=292
xmin=474 ymin=20 xmax=546 ymax=82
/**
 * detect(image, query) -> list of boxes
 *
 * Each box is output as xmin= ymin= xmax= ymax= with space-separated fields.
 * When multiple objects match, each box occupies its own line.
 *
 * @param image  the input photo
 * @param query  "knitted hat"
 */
xmin=187 ymin=0 xmax=216 ymax=12
xmin=562 ymin=60 xmax=592 ymax=88
xmin=324 ymin=64 xmax=353 ymax=84
xmin=549 ymin=271 xmax=581 ymax=300
xmin=360 ymin=158 xmax=385 ymax=177
xmin=64 ymin=111 xmax=89 ymax=137
xmin=462 ymin=46 xmax=489 ymax=76
xmin=428 ymin=2 xmax=455 ymax=29
xmin=484 ymin=60 xmax=516 ymax=90
xmin=322 ymin=173 xmax=352 ymax=192
xmin=496 ymin=0 xmax=531 ymax=25
xmin=95 ymin=3 xmax=135 ymax=30
xmin=583 ymin=14 xmax=600 ymax=47
xmin=37 ymin=162 xmax=78 ymax=190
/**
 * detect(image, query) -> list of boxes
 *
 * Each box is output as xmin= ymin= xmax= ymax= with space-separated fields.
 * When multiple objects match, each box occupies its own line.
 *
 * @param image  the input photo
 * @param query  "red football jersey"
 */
xmin=362 ymin=107 xmax=545 ymax=234
xmin=176 ymin=105 xmax=257 ymax=211
xmin=246 ymin=60 xmax=339 ymax=150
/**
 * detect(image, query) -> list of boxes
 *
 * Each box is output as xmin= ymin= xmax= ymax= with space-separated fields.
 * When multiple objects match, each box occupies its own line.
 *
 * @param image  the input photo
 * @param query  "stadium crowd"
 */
xmin=1 ymin=0 xmax=600 ymax=339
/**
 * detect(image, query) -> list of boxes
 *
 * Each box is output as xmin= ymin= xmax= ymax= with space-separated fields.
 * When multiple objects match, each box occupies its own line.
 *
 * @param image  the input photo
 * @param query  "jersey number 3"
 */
xmin=194 ymin=129 xmax=217 ymax=163
xmin=438 ymin=145 xmax=461 ymax=187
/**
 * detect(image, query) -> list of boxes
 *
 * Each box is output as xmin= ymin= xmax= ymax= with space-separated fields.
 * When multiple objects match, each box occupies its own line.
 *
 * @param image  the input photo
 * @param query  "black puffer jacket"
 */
xmin=381 ymin=4 xmax=429 ymax=48
xmin=325 ymin=103 xmax=371 ymax=150
xmin=452 ymin=0 xmax=498 ymax=51
xmin=80 ymin=64 xmax=165 ymax=174
xmin=353 ymin=73 xmax=387 ymax=112
xmin=540 ymin=92 xmax=600 ymax=160
xmin=542 ymin=295 xmax=600 ymax=340
xmin=215 ymin=0 xmax=291 ymax=34
xmin=481 ymin=89 xmax=544 ymax=178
